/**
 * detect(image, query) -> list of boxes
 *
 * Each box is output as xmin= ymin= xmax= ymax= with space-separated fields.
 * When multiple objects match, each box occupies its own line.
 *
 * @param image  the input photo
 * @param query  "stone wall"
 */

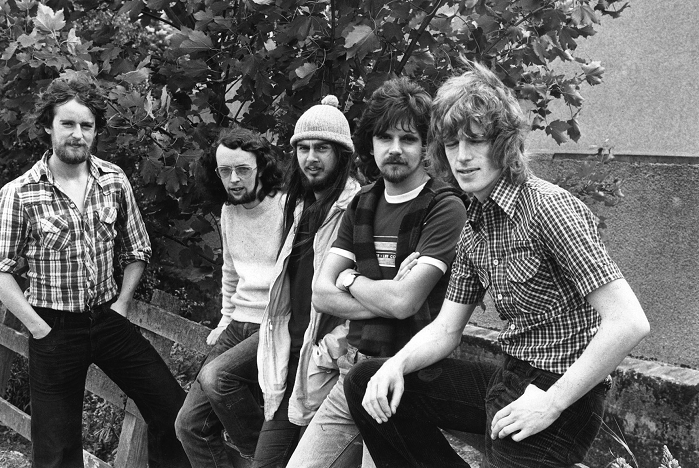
xmin=468 ymin=154 xmax=699 ymax=369
xmin=456 ymin=325 xmax=699 ymax=468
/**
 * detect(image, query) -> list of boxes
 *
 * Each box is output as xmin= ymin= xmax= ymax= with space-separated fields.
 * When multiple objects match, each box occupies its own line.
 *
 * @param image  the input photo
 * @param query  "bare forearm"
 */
xmin=0 ymin=272 xmax=51 ymax=338
xmin=117 ymin=261 xmax=146 ymax=303
xmin=390 ymin=300 xmax=475 ymax=375
xmin=547 ymin=279 xmax=649 ymax=413
xmin=546 ymin=313 xmax=648 ymax=413
xmin=312 ymin=286 xmax=380 ymax=320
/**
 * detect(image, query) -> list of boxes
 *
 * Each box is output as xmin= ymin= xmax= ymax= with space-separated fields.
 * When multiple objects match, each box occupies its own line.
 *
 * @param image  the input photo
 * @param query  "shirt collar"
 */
xmin=465 ymin=174 xmax=524 ymax=226
xmin=27 ymin=151 xmax=117 ymax=185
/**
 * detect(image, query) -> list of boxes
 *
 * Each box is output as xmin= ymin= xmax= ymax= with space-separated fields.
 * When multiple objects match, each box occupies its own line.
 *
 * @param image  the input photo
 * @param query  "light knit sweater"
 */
xmin=216 ymin=192 xmax=285 ymax=329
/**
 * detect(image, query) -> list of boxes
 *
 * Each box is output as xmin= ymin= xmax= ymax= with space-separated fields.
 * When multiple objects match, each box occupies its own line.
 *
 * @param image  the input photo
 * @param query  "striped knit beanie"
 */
xmin=290 ymin=95 xmax=354 ymax=153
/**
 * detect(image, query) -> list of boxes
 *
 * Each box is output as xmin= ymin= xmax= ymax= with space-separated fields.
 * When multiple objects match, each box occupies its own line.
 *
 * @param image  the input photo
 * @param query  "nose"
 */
xmin=458 ymin=141 xmax=474 ymax=161
xmin=389 ymin=137 xmax=402 ymax=154
xmin=228 ymin=171 xmax=242 ymax=184
xmin=72 ymin=125 xmax=84 ymax=140
xmin=306 ymin=148 xmax=319 ymax=162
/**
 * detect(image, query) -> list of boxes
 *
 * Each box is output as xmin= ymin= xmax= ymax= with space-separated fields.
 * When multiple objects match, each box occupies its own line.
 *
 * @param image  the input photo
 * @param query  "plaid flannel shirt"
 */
xmin=446 ymin=175 xmax=623 ymax=374
xmin=0 ymin=153 xmax=151 ymax=313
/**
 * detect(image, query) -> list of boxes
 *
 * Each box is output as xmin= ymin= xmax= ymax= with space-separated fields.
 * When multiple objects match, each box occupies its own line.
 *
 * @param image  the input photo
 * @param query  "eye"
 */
xmin=235 ymin=166 xmax=254 ymax=178
xmin=318 ymin=144 xmax=331 ymax=152
xmin=216 ymin=167 xmax=233 ymax=179
xmin=444 ymin=140 xmax=459 ymax=149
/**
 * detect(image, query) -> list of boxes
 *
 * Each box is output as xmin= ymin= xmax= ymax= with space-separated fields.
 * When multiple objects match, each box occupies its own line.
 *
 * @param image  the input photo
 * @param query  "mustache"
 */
xmin=305 ymin=163 xmax=323 ymax=170
xmin=383 ymin=156 xmax=406 ymax=165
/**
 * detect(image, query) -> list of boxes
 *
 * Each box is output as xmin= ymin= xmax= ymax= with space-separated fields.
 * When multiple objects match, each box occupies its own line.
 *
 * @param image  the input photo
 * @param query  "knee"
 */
xmin=344 ymin=359 xmax=383 ymax=400
xmin=197 ymin=363 xmax=218 ymax=394
xmin=174 ymin=406 xmax=191 ymax=441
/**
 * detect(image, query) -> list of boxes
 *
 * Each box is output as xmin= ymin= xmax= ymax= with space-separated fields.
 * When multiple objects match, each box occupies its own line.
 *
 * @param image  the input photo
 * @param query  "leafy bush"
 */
xmin=0 ymin=0 xmax=629 ymax=291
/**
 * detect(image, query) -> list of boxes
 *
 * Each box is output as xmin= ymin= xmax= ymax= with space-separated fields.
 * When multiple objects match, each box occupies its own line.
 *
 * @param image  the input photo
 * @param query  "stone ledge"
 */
xmin=453 ymin=325 xmax=699 ymax=468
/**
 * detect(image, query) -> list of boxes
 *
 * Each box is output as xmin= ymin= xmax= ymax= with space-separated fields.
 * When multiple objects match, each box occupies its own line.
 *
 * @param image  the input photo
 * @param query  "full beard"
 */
xmin=301 ymin=163 xmax=341 ymax=194
xmin=54 ymin=143 xmax=90 ymax=165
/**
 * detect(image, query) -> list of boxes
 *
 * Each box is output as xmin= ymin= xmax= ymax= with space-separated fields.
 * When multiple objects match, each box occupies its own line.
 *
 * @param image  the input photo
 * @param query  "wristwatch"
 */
xmin=342 ymin=272 xmax=360 ymax=294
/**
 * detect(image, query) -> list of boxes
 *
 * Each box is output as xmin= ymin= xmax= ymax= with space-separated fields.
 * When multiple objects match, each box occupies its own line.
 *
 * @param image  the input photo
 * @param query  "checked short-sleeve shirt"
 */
xmin=0 ymin=153 xmax=151 ymax=313
xmin=446 ymin=174 xmax=623 ymax=374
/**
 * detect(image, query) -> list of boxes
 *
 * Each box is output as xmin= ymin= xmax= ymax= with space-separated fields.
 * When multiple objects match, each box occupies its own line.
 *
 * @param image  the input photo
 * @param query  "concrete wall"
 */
xmin=468 ymin=154 xmax=699 ymax=369
xmin=527 ymin=1 xmax=699 ymax=157
xmin=456 ymin=325 xmax=699 ymax=468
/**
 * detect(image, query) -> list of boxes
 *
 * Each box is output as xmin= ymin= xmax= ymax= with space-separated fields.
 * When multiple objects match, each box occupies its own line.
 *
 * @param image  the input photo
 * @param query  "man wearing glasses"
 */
xmin=175 ymin=127 xmax=286 ymax=467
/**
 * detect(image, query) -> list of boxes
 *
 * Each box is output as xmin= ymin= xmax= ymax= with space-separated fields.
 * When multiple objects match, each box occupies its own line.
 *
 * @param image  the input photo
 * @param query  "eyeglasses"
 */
xmin=215 ymin=165 xmax=257 ymax=180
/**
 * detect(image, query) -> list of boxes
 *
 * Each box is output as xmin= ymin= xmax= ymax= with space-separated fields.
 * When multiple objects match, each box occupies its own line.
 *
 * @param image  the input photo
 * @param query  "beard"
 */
xmin=301 ymin=162 xmax=341 ymax=193
xmin=54 ymin=141 xmax=91 ymax=165
xmin=227 ymin=178 xmax=260 ymax=205
xmin=380 ymin=156 xmax=416 ymax=184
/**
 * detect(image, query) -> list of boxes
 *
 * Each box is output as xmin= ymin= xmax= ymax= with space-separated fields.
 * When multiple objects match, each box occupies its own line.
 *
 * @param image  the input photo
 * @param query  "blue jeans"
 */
xmin=286 ymin=345 xmax=370 ymax=468
xmin=344 ymin=356 xmax=606 ymax=468
xmin=28 ymin=304 xmax=189 ymax=468
xmin=252 ymin=354 xmax=303 ymax=468
xmin=175 ymin=320 xmax=262 ymax=468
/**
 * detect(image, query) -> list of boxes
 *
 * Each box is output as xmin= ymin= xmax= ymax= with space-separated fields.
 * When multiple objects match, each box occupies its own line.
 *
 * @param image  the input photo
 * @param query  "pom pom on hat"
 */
xmin=320 ymin=95 xmax=339 ymax=107
xmin=290 ymin=95 xmax=354 ymax=153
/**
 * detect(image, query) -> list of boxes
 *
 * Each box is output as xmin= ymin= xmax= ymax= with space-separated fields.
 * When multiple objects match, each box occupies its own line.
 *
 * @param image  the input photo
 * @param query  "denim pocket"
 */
xmin=30 ymin=317 xmax=60 ymax=351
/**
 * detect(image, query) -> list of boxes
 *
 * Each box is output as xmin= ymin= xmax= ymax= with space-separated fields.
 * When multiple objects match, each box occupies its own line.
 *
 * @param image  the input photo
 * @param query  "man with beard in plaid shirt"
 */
xmin=0 ymin=75 xmax=189 ymax=468
xmin=344 ymin=62 xmax=650 ymax=468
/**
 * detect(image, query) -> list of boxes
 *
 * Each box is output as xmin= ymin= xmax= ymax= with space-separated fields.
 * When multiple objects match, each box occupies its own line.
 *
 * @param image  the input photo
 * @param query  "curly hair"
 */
xmin=353 ymin=77 xmax=432 ymax=182
xmin=199 ymin=126 xmax=284 ymax=206
xmin=33 ymin=74 xmax=108 ymax=141
xmin=428 ymin=60 xmax=531 ymax=185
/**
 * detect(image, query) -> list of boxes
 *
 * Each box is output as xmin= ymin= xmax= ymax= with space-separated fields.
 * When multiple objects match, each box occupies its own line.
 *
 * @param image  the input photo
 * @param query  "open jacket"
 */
xmin=257 ymin=178 xmax=361 ymax=424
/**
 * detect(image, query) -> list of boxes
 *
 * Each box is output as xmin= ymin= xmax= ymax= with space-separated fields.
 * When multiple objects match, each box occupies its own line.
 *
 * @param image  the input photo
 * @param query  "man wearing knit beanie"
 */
xmin=255 ymin=96 xmax=361 ymax=466
xmin=287 ymin=78 xmax=468 ymax=468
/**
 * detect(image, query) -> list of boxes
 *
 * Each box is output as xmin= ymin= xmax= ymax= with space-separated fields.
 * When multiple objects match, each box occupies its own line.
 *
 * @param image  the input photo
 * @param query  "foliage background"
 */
xmin=0 ymin=0 xmax=627 ymax=299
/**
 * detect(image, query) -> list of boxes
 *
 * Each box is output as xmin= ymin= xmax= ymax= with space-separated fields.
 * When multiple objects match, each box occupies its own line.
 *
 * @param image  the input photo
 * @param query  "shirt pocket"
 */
xmin=39 ymin=215 xmax=71 ymax=251
xmin=95 ymin=206 xmax=118 ymax=242
xmin=506 ymin=255 xmax=549 ymax=313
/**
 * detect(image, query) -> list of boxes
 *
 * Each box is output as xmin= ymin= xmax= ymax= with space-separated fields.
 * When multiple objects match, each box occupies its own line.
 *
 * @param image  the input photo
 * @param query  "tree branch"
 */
xmin=395 ymin=0 xmax=446 ymax=75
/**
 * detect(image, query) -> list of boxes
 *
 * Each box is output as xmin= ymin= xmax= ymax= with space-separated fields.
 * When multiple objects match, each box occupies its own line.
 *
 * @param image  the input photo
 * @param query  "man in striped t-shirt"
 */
xmin=0 ymin=75 xmax=189 ymax=467
xmin=345 ymin=62 xmax=650 ymax=467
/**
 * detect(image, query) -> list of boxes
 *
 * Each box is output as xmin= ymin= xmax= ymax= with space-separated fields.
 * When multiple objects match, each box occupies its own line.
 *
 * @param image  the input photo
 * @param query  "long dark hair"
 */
xmin=283 ymin=142 xmax=356 ymax=245
xmin=199 ymin=126 xmax=284 ymax=207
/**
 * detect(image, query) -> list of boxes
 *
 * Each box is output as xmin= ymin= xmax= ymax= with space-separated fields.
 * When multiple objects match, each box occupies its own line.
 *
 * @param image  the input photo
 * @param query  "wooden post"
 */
xmin=0 ymin=304 xmax=22 ymax=398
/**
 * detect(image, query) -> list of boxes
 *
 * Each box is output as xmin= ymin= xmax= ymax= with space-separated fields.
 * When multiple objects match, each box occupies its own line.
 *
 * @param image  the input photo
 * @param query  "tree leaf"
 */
xmin=294 ymin=62 xmax=317 ymax=79
xmin=179 ymin=28 xmax=213 ymax=54
xmin=562 ymin=83 xmax=584 ymax=107
xmin=1 ymin=42 xmax=18 ymax=61
xmin=546 ymin=119 xmax=570 ymax=145
xmin=571 ymin=5 xmax=599 ymax=26
xmin=343 ymin=24 xmax=374 ymax=49
xmin=581 ymin=61 xmax=604 ymax=85
xmin=34 ymin=4 xmax=66 ymax=35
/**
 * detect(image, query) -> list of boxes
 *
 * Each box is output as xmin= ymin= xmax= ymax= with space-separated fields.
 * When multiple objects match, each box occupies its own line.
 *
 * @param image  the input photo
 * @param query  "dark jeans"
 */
xmin=252 ymin=354 xmax=303 ymax=468
xmin=28 ymin=304 xmax=189 ymax=468
xmin=344 ymin=356 xmax=606 ymax=468
xmin=175 ymin=320 xmax=262 ymax=468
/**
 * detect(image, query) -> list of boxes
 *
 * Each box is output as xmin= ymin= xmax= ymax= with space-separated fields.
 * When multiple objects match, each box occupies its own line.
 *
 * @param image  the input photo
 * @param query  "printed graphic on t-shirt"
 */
xmin=375 ymin=235 xmax=396 ymax=268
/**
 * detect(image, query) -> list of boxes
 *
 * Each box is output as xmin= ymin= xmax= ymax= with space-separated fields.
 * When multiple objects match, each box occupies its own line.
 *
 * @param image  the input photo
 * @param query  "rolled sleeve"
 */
xmin=115 ymin=174 xmax=151 ymax=267
xmin=0 ymin=183 xmax=27 ymax=274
